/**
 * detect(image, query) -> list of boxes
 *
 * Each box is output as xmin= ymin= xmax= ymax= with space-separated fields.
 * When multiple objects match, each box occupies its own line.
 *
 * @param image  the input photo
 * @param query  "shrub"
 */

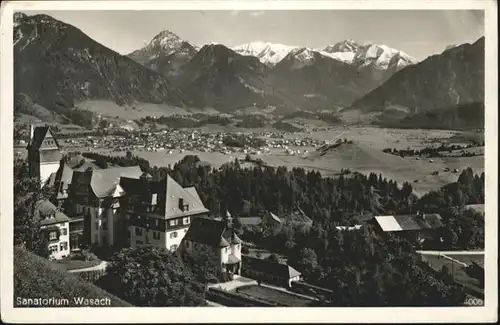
xmin=14 ymin=247 xmax=131 ymax=307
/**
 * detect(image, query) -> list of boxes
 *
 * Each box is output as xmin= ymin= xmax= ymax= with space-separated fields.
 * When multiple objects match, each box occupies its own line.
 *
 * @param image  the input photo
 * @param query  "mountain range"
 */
xmin=349 ymin=37 xmax=485 ymax=127
xmin=13 ymin=13 xmax=485 ymax=130
xmin=14 ymin=13 xmax=186 ymax=125
xmin=124 ymin=29 xmax=419 ymax=112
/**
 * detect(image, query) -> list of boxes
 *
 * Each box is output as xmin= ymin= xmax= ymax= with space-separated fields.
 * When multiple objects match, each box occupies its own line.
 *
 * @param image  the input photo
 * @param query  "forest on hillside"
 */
xmin=14 ymin=152 xmax=485 ymax=307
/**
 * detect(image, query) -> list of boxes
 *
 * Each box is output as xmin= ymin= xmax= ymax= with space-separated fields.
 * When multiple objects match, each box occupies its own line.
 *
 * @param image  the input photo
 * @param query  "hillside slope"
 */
xmin=349 ymin=37 xmax=484 ymax=115
xmin=14 ymin=13 xmax=186 ymax=121
xmin=14 ymin=247 xmax=132 ymax=307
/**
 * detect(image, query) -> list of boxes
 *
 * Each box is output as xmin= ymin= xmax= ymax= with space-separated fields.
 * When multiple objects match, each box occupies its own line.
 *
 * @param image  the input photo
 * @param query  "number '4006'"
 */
xmin=465 ymin=298 xmax=484 ymax=306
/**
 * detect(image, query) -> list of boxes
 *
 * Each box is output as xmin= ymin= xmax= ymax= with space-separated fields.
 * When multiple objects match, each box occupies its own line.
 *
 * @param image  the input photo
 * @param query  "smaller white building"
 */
xmin=181 ymin=215 xmax=242 ymax=277
xmin=36 ymin=200 xmax=71 ymax=260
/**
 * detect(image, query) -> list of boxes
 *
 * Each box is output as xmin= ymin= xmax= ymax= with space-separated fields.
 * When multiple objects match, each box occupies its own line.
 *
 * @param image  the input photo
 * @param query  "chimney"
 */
xmin=178 ymin=198 xmax=184 ymax=211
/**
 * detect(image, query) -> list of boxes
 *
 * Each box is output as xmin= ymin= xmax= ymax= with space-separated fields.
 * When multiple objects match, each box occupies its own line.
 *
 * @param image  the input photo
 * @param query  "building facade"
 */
xmin=122 ymin=174 xmax=209 ymax=252
xmin=36 ymin=200 xmax=71 ymax=260
xmin=181 ymin=215 xmax=243 ymax=277
xmin=26 ymin=126 xmax=62 ymax=187
xmin=68 ymin=166 xmax=143 ymax=249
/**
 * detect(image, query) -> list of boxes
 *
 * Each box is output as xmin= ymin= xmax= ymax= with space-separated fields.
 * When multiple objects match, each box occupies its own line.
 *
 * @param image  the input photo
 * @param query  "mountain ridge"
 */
xmin=14 ymin=13 xmax=187 ymax=125
xmin=349 ymin=36 xmax=485 ymax=114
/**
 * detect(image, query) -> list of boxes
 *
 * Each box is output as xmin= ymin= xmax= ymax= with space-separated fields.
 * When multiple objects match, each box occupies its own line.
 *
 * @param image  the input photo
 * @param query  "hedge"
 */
xmin=13 ymin=247 xmax=132 ymax=307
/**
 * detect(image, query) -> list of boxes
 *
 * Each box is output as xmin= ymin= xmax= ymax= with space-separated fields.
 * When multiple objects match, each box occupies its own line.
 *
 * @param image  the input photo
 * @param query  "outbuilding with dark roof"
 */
xmin=241 ymin=255 xmax=302 ymax=288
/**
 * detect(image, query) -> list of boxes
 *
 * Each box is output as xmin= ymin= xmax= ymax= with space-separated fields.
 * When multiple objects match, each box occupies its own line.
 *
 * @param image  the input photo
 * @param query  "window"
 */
xmin=183 ymin=217 xmax=190 ymax=225
xmin=136 ymin=240 xmax=143 ymax=246
xmin=153 ymin=231 xmax=160 ymax=240
xmin=102 ymin=221 xmax=108 ymax=231
xmin=59 ymin=242 xmax=68 ymax=251
xmin=49 ymin=231 xmax=58 ymax=241
xmin=60 ymin=228 xmax=67 ymax=236
xmin=135 ymin=227 xmax=143 ymax=236
xmin=94 ymin=235 xmax=98 ymax=243
xmin=169 ymin=232 xmax=178 ymax=239
xmin=169 ymin=219 xmax=178 ymax=226
xmin=185 ymin=241 xmax=190 ymax=248
xmin=170 ymin=244 xmax=178 ymax=252
xmin=95 ymin=222 xmax=99 ymax=230
xmin=49 ymin=245 xmax=58 ymax=253
xmin=155 ymin=219 xmax=159 ymax=227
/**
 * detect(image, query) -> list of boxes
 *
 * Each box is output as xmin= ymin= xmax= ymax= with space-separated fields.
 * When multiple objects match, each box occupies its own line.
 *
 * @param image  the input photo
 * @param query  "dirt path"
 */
xmin=68 ymin=260 xmax=108 ymax=273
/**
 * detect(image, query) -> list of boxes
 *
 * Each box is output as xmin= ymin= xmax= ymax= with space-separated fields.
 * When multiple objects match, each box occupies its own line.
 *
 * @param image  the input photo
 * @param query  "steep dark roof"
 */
xmin=27 ymin=126 xmax=60 ymax=150
xmin=35 ymin=200 xmax=71 ymax=226
xmin=242 ymin=255 xmax=301 ymax=279
xmin=183 ymin=217 xmax=242 ymax=248
xmin=71 ymin=166 xmax=142 ymax=198
xmin=120 ymin=174 xmax=208 ymax=220
xmin=184 ymin=217 xmax=229 ymax=247
xmin=55 ymin=162 xmax=75 ymax=199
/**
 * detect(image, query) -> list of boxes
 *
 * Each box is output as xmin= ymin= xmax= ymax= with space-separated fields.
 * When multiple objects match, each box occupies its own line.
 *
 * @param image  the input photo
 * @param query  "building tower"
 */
xmin=26 ymin=125 xmax=62 ymax=187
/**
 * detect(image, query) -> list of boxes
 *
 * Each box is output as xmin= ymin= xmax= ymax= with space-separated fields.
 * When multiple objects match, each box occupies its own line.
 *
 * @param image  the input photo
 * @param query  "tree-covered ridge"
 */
xmin=74 ymin=152 xmax=484 ymax=252
xmin=16 ymin=151 xmax=484 ymax=307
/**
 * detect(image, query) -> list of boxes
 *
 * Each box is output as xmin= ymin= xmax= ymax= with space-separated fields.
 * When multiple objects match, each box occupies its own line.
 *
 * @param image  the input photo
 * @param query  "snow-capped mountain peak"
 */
xmin=351 ymin=43 xmax=417 ymax=70
xmin=323 ymin=39 xmax=359 ymax=53
xmin=233 ymin=41 xmax=299 ymax=66
xmin=279 ymin=47 xmax=323 ymax=69
xmin=317 ymin=39 xmax=417 ymax=69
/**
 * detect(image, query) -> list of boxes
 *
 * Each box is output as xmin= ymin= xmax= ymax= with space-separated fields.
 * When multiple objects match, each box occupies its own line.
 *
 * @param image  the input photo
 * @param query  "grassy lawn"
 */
xmin=235 ymin=285 xmax=313 ymax=307
xmin=421 ymin=254 xmax=484 ymax=298
xmin=54 ymin=258 xmax=102 ymax=271
xmin=14 ymin=247 xmax=132 ymax=307
xmin=446 ymin=254 xmax=484 ymax=265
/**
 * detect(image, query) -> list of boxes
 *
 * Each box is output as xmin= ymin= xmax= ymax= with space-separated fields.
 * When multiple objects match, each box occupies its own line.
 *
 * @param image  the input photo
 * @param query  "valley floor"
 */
xmin=87 ymin=127 xmax=484 ymax=195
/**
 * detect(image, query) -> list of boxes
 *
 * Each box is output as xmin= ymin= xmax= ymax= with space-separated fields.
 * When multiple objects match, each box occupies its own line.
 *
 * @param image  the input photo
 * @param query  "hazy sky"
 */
xmin=23 ymin=10 xmax=484 ymax=61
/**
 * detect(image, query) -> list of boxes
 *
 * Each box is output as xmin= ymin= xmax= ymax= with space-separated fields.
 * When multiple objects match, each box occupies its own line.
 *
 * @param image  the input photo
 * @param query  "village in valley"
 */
xmin=9 ymin=8 xmax=489 ymax=312
xmin=13 ymin=123 xmax=485 ymax=307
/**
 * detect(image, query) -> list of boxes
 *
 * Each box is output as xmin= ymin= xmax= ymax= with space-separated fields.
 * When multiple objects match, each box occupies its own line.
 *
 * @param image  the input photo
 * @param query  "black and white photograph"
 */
xmin=0 ymin=0 xmax=497 ymax=323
